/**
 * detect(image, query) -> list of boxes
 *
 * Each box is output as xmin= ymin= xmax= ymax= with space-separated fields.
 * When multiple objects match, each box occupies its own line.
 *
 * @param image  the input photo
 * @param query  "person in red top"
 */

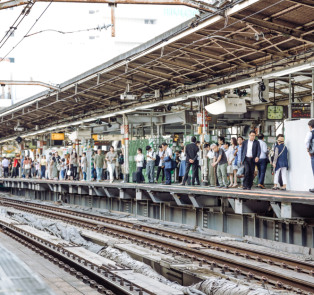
xmin=12 ymin=156 xmax=20 ymax=178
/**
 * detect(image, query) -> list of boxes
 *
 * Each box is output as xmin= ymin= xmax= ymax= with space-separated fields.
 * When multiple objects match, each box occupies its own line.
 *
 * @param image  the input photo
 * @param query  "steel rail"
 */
xmin=2 ymin=199 xmax=314 ymax=294
xmin=0 ymin=220 xmax=155 ymax=295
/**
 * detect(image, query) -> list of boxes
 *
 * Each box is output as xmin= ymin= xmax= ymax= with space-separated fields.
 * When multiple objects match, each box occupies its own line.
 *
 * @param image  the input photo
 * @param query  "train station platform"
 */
xmin=0 ymin=234 xmax=56 ymax=295
xmin=1 ymin=176 xmax=314 ymax=253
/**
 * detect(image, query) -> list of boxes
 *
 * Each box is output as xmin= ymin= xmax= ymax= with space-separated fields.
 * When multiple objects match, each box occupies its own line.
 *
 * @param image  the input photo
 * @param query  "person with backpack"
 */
xmin=305 ymin=119 xmax=314 ymax=193
xmin=272 ymin=134 xmax=288 ymax=190
xmin=180 ymin=136 xmax=199 ymax=186
xmin=146 ymin=145 xmax=156 ymax=184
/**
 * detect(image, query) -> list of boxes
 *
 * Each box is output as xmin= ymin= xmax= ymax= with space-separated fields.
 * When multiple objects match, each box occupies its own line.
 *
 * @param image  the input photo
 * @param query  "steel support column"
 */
xmin=123 ymin=114 xmax=129 ymax=182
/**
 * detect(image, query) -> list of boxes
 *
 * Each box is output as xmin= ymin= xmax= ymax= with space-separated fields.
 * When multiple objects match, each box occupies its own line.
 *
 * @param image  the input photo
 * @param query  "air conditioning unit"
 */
xmin=205 ymin=94 xmax=247 ymax=115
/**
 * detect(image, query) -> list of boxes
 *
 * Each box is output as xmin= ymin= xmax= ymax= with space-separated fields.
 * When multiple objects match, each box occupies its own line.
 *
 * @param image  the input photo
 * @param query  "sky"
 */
xmin=0 ymin=2 xmax=198 ymax=103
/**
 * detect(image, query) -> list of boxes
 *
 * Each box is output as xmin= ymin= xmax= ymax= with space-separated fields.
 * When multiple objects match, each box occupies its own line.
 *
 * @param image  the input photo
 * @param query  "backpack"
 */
xmin=143 ymin=159 xmax=147 ymax=169
xmin=118 ymin=155 xmax=124 ymax=165
xmin=155 ymin=154 xmax=160 ymax=166
xmin=309 ymin=130 xmax=314 ymax=154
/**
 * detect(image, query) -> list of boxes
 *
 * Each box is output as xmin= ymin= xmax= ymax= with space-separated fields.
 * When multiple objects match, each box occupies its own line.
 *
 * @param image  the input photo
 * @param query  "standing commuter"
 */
xmin=235 ymin=136 xmax=244 ymax=189
xmin=272 ymin=134 xmax=288 ymax=190
xmin=257 ymin=133 xmax=268 ymax=189
xmin=305 ymin=119 xmax=314 ymax=193
xmin=241 ymin=130 xmax=261 ymax=190
xmin=161 ymin=142 xmax=173 ymax=185
xmin=81 ymin=152 xmax=88 ymax=181
xmin=70 ymin=150 xmax=78 ymax=181
xmin=211 ymin=143 xmax=228 ymax=188
xmin=180 ymin=136 xmax=199 ymax=186
xmin=94 ymin=149 xmax=105 ymax=183
xmin=23 ymin=156 xmax=32 ymax=179
xmin=146 ymin=145 xmax=156 ymax=184
xmin=12 ymin=156 xmax=20 ymax=178
xmin=106 ymin=146 xmax=117 ymax=184
xmin=179 ymin=146 xmax=186 ymax=184
xmin=135 ymin=148 xmax=145 ymax=183
xmin=204 ymin=144 xmax=215 ymax=187
xmin=40 ymin=155 xmax=47 ymax=179
xmin=156 ymin=145 xmax=165 ymax=184
xmin=47 ymin=152 xmax=52 ymax=179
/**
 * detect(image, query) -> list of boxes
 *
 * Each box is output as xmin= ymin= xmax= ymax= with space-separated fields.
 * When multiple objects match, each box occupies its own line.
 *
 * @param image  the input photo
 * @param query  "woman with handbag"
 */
xmin=23 ymin=156 xmax=32 ymax=179
xmin=272 ymin=134 xmax=288 ymax=190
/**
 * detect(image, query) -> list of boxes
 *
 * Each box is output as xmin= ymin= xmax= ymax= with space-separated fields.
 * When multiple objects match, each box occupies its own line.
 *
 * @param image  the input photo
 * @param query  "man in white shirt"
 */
xmin=241 ymin=130 xmax=261 ymax=190
xmin=305 ymin=119 xmax=314 ymax=193
xmin=204 ymin=144 xmax=215 ymax=187
xmin=2 ymin=157 xmax=9 ymax=178
xmin=146 ymin=145 xmax=156 ymax=184
xmin=256 ymin=133 xmax=269 ymax=189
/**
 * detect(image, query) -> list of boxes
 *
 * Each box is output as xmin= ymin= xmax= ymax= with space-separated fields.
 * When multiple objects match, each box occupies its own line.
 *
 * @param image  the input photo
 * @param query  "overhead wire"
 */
xmin=0 ymin=0 xmax=292 ymax=136
xmin=24 ymin=23 xmax=114 ymax=38
xmin=0 ymin=0 xmax=54 ymax=65
xmin=0 ymin=1 xmax=37 ymax=50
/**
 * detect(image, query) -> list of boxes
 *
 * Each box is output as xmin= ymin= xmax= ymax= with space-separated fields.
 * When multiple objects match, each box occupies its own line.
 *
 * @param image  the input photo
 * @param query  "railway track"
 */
xmin=1 ymin=197 xmax=314 ymax=294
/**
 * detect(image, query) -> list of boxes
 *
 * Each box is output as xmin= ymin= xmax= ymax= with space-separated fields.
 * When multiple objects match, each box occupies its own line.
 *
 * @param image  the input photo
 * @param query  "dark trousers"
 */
xmin=243 ymin=157 xmax=255 ymax=188
xmin=182 ymin=160 xmax=199 ymax=185
xmin=3 ymin=167 xmax=8 ymax=178
xmin=156 ymin=166 xmax=165 ymax=182
xmin=136 ymin=167 xmax=145 ymax=183
xmin=165 ymin=168 xmax=172 ymax=184
xmin=70 ymin=165 xmax=77 ymax=180
xmin=12 ymin=167 xmax=19 ymax=178
xmin=257 ymin=158 xmax=267 ymax=185
xmin=311 ymin=156 xmax=314 ymax=175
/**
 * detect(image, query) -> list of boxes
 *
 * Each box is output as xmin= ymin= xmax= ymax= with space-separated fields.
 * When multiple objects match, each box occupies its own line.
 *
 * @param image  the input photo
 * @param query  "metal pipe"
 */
xmin=0 ymin=80 xmax=59 ymax=91
xmin=110 ymin=3 xmax=116 ymax=37
xmin=0 ymin=0 xmax=216 ymax=12
xmin=288 ymin=74 xmax=292 ymax=120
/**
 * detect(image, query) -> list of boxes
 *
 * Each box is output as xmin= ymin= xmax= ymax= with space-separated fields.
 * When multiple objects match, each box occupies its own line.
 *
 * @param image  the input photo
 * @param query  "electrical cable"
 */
xmin=0 ymin=0 xmax=53 ymax=65
xmin=25 ymin=23 xmax=114 ymax=38
xmin=0 ymin=0 xmax=293 ymax=136
xmin=0 ymin=1 xmax=37 ymax=50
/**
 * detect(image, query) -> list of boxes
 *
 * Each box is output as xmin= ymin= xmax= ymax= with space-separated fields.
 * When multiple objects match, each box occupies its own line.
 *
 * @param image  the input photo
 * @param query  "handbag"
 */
xmin=236 ymin=165 xmax=244 ymax=178
xmin=227 ymin=165 xmax=233 ymax=174
xmin=67 ymin=170 xmax=72 ymax=176
xmin=57 ymin=163 xmax=62 ymax=171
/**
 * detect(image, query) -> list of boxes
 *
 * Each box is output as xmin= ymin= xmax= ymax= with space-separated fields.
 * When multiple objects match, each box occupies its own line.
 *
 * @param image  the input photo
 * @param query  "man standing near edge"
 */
xmin=241 ymin=130 xmax=261 ymax=190
xmin=161 ymin=142 xmax=173 ymax=185
xmin=2 ymin=157 xmax=9 ymax=178
xmin=305 ymin=119 xmax=314 ymax=193
xmin=94 ymin=149 xmax=105 ymax=182
xmin=181 ymin=136 xmax=199 ymax=186
xmin=256 ymin=133 xmax=268 ymax=189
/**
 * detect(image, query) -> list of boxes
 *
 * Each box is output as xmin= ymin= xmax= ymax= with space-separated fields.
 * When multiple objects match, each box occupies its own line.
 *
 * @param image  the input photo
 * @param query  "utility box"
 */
xmin=205 ymin=96 xmax=247 ymax=115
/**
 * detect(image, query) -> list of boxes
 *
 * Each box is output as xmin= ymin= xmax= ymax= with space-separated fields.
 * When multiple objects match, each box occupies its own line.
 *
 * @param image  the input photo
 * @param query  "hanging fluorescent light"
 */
xmin=189 ymin=88 xmax=220 ymax=97
xmin=160 ymin=96 xmax=188 ymax=104
xmin=263 ymin=62 xmax=314 ymax=79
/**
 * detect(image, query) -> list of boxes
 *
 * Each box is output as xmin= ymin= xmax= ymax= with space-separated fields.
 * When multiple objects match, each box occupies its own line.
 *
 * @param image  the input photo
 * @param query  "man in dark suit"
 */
xmin=181 ymin=136 xmax=199 ymax=186
xmin=241 ymin=130 xmax=261 ymax=190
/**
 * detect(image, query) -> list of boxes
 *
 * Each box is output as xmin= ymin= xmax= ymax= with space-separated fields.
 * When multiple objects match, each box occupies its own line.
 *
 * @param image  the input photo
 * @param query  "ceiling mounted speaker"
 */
xmin=16 ymin=136 xmax=23 ymax=144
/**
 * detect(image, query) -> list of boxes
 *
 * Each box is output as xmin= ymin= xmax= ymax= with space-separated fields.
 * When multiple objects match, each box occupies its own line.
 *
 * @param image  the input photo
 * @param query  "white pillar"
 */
xmin=123 ymin=114 xmax=129 ymax=182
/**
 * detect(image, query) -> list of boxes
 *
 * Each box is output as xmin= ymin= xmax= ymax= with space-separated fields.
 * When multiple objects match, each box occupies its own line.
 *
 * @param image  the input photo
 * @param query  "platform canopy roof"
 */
xmin=1 ymin=0 xmax=314 ymax=141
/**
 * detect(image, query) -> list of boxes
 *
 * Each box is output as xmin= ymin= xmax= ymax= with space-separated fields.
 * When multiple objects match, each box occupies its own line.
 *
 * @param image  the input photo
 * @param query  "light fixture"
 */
xmin=189 ymin=78 xmax=262 ymax=97
xmin=263 ymin=62 xmax=314 ymax=79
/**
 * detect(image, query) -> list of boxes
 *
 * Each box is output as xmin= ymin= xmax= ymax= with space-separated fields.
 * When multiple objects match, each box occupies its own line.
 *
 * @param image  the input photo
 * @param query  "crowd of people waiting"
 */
xmin=0 ymin=147 xmax=124 ymax=182
xmin=4 ymin=118 xmax=314 ymax=191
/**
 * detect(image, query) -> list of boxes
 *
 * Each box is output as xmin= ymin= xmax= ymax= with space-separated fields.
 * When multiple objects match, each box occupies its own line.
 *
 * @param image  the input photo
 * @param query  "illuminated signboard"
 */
xmin=51 ymin=133 xmax=65 ymax=140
